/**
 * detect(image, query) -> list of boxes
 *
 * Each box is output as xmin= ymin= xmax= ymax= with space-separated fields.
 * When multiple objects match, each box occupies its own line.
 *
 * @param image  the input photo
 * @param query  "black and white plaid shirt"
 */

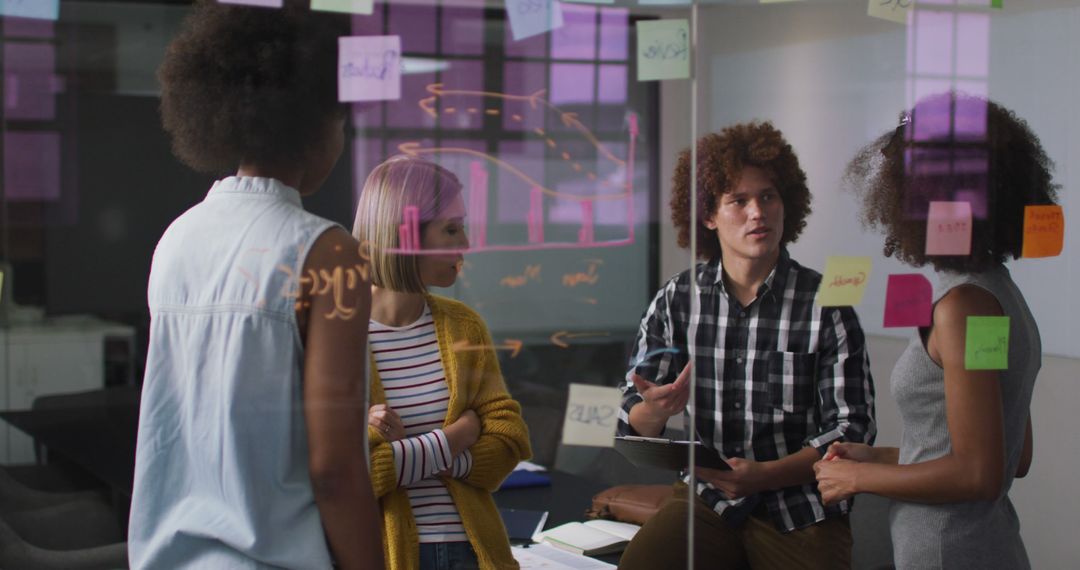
xmin=617 ymin=249 xmax=876 ymax=532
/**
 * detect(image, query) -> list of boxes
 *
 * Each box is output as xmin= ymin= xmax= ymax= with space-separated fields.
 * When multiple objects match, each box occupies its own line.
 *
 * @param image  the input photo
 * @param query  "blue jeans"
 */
xmin=418 ymin=542 xmax=480 ymax=570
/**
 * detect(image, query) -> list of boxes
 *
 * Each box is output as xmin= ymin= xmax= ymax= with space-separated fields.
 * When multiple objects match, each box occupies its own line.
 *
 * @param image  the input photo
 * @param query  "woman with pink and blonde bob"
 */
xmin=352 ymin=155 xmax=532 ymax=570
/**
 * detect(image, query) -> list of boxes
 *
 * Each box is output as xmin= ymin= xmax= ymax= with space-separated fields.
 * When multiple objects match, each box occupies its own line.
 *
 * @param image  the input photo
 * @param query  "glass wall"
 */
xmin=0 ymin=0 xmax=1075 ymax=568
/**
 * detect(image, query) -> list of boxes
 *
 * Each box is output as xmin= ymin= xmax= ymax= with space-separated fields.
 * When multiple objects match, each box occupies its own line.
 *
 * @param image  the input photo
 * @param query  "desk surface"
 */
xmin=0 ymin=388 xmax=140 ymax=495
xmin=493 ymin=470 xmax=608 ymax=528
xmin=493 ymin=470 xmax=624 ymax=565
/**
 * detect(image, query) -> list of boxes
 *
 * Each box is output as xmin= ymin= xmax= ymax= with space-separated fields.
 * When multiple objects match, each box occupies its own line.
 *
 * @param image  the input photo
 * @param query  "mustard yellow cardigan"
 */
xmin=367 ymin=294 xmax=533 ymax=570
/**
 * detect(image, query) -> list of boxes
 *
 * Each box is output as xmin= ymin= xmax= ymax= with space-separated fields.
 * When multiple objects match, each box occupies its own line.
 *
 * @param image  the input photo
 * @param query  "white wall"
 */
xmin=655 ymin=1 xmax=1080 ymax=567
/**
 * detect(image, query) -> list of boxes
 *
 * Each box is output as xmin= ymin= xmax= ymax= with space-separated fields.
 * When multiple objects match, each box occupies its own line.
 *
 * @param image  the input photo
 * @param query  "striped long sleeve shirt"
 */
xmin=371 ymin=306 xmax=472 ymax=543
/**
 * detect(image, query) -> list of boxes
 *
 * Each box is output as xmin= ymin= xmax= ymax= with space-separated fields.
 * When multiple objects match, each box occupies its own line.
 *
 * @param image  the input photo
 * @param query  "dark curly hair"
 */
xmin=845 ymin=92 xmax=1059 ymax=273
xmin=158 ymin=0 xmax=349 ymax=173
xmin=670 ymin=122 xmax=812 ymax=260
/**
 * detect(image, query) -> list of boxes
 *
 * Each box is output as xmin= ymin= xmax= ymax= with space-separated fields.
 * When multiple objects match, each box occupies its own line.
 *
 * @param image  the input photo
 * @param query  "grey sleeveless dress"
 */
xmin=889 ymin=265 xmax=1038 ymax=570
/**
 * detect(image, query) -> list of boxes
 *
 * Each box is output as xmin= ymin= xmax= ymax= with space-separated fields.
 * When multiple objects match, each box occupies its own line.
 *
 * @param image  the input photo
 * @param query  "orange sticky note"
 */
xmin=816 ymin=256 xmax=872 ymax=307
xmin=1022 ymin=205 xmax=1064 ymax=258
xmin=926 ymin=201 xmax=972 ymax=256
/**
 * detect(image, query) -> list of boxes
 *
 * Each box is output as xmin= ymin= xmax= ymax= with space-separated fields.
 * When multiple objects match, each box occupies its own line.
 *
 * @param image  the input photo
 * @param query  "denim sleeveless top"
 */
xmin=889 ymin=265 xmax=1038 ymax=569
xmin=129 ymin=177 xmax=339 ymax=569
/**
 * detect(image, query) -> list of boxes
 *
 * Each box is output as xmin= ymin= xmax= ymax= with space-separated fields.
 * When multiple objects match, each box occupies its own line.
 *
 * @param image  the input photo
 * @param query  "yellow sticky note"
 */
xmin=868 ymin=0 xmax=911 ymax=25
xmin=1022 ymin=205 xmax=1064 ymax=258
xmin=312 ymin=0 xmax=373 ymax=15
xmin=636 ymin=20 xmax=690 ymax=82
xmin=561 ymin=383 xmax=621 ymax=447
xmin=816 ymin=256 xmax=872 ymax=307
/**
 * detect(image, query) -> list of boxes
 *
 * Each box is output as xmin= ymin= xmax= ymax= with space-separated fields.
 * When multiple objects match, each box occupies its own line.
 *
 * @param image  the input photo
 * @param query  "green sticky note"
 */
xmin=311 ymin=0 xmax=373 ymax=15
xmin=636 ymin=20 xmax=690 ymax=82
xmin=867 ymin=0 xmax=911 ymax=25
xmin=816 ymin=256 xmax=872 ymax=307
xmin=965 ymin=316 xmax=1010 ymax=370
xmin=992 ymin=0 xmax=1003 ymax=8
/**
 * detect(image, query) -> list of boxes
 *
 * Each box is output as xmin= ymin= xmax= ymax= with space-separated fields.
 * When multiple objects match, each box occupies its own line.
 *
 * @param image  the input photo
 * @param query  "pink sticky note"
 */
xmin=338 ymin=35 xmax=401 ymax=103
xmin=884 ymin=274 xmax=933 ymax=328
xmin=926 ymin=201 xmax=972 ymax=255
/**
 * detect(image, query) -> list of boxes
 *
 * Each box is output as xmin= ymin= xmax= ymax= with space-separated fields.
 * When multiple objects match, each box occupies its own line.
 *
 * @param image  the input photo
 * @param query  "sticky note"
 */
xmin=338 ymin=36 xmax=401 ymax=103
xmin=965 ymin=316 xmax=1009 ymax=370
xmin=561 ymin=383 xmax=621 ymax=447
xmin=636 ymin=20 xmax=690 ymax=82
xmin=884 ymin=274 xmax=933 ymax=328
xmin=926 ymin=201 xmax=972 ymax=256
xmin=867 ymin=0 xmax=911 ymax=25
xmin=217 ymin=0 xmax=283 ymax=7
xmin=311 ymin=0 xmax=373 ymax=15
xmin=1022 ymin=205 xmax=1064 ymax=258
xmin=816 ymin=256 xmax=872 ymax=307
xmin=0 ymin=0 xmax=59 ymax=20
xmin=992 ymin=0 xmax=1003 ymax=8
xmin=506 ymin=0 xmax=564 ymax=41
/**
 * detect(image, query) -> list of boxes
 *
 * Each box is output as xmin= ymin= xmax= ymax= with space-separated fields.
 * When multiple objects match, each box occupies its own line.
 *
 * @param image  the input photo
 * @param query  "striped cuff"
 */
xmin=450 ymin=449 xmax=473 ymax=479
xmin=392 ymin=429 xmax=453 ymax=487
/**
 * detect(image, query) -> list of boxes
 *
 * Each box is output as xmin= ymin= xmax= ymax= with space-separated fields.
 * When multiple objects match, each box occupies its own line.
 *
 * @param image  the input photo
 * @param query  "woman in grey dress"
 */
xmin=814 ymin=92 xmax=1060 ymax=569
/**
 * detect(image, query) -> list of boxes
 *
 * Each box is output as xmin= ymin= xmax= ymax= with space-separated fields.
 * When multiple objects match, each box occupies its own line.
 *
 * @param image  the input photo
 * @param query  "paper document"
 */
xmin=512 ymin=543 xmax=616 ymax=569
xmin=515 ymin=460 xmax=549 ymax=472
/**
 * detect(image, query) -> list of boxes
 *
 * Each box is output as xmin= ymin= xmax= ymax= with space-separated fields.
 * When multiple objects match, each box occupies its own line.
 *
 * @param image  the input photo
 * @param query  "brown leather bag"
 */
xmin=585 ymin=484 xmax=676 ymax=525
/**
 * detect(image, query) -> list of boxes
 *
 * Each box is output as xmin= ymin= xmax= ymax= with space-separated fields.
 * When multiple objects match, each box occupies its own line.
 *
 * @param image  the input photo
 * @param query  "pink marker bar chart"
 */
xmin=387 ymin=85 xmax=638 ymax=254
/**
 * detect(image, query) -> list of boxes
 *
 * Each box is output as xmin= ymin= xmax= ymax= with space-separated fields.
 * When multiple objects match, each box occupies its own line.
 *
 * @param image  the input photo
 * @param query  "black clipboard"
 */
xmin=615 ymin=436 xmax=731 ymax=471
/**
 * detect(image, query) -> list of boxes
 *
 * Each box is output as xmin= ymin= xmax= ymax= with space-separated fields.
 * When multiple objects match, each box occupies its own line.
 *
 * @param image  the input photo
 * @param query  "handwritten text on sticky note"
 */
xmin=311 ymin=0 xmax=373 ymax=15
xmin=965 ymin=316 xmax=1009 ymax=370
xmin=0 ymin=0 xmax=60 ymax=20
xmin=506 ymin=0 xmax=565 ymax=41
xmin=817 ymin=256 xmax=872 ymax=307
xmin=867 ymin=0 xmax=911 ymax=25
xmin=1022 ymin=205 xmax=1064 ymax=258
xmin=338 ymin=36 xmax=401 ymax=103
xmin=561 ymin=383 xmax=621 ymax=447
xmin=636 ymin=19 xmax=690 ymax=81
xmin=926 ymin=201 xmax=972 ymax=256
xmin=884 ymin=273 xmax=933 ymax=328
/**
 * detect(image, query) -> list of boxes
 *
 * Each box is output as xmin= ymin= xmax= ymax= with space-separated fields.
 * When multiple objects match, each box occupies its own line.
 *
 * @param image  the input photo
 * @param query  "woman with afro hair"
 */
xmin=128 ymin=2 xmax=383 ymax=568
xmin=815 ymin=92 xmax=1058 ymax=569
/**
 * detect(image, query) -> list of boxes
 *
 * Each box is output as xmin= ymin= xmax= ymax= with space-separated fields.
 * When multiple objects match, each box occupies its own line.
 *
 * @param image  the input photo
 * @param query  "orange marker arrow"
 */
xmin=453 ymin=338 xmax=524 ymax=358
xmin=549 ymin=331 xmax=611 ymax=349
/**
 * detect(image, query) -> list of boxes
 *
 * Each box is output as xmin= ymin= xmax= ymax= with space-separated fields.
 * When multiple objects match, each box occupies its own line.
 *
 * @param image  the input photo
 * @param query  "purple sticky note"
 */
xmin=338 ymin=35 xmax=401 ymax=102
xmin=884 ymin=274 xmax=933 ymax=328
xmin=926 ymin=201 xmax=972 ymax=255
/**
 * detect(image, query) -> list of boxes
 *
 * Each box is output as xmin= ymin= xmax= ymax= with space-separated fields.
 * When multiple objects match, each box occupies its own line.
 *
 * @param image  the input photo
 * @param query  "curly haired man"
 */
xmin=617 ymin=122 xmax=877 ymax=570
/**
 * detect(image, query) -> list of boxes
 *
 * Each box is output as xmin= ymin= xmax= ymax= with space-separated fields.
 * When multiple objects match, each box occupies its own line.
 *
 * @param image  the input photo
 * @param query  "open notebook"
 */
xmin=536 ymin=520 xmax=641 ymax=556
xmin=512 ymin=543 xmax=616 ymax=570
